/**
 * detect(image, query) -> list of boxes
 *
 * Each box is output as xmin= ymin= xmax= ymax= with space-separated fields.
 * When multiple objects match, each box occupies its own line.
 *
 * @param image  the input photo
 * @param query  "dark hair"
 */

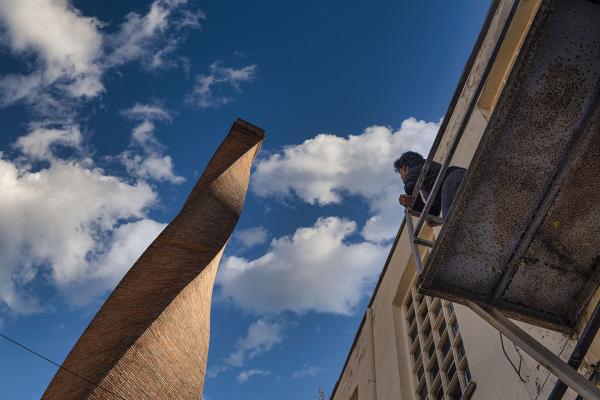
xmin=393 ymin=151 xmax=424 ymax=173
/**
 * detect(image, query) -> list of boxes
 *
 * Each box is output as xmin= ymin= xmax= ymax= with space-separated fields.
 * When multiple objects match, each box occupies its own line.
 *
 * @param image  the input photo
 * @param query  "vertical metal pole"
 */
xmin=414 ymin=0 xmax=523 ymax=237
xmin=548 ymin=301 xmax=600 ymax=399
xmin=407 ymin=0 xmax=503 ymax=217
xmin=405 ymin=210 xmax=424 ymax=274
xmin=465 ymin=301 xmax=600 ymax=400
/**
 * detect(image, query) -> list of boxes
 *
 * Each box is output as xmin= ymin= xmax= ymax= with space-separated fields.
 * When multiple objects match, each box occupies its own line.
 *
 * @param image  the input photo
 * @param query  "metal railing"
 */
xmin=405 ymin=0 xmax=521 ymax=274
xmin=402 ymin=2 xmax=600 ymax=399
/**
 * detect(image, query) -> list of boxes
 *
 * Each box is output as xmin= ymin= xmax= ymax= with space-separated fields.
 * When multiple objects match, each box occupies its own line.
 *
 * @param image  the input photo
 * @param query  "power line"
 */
xmin=500 ymin=332 xmax=526 ymax=383
xmin=0 ymin=332 xmax=126 ymax=400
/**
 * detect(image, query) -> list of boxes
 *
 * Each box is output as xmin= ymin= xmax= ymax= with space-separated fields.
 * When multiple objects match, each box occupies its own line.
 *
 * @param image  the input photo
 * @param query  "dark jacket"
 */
xmin=404 ymin=160 xmax=462 ymax=216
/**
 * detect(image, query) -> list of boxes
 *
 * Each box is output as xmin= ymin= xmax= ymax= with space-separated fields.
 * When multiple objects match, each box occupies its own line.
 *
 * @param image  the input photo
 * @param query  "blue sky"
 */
xmin=0 ymin=1 xmax=490 ymax=398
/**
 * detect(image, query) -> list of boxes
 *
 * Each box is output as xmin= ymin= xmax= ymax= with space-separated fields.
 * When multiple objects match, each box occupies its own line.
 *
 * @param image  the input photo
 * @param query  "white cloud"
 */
xmin=122 ymin=103 xmax=171 ymax=121
xmin=217 ymin=217 xmax=387 ymax=315
xmin=0 ymin=0 xmax=203 ymax=114
xmin=234 ymin=226 xmax=268 ymax=249
xmin=252 ymin=118 xmax=439 ymax=241
xmin=84 ymin=219 xmax=166 ymax=295
xmin=0 ymin=1 xmax=198 ymax=314
xmin=207 ymin=319 xmax=282 ymax=379
xmin=206 ymin=365 xmax=228 ymax=379
xmin=291 ymin=364 xmax=323 ymax=379
xmin=118 ymin=109 xmax=183 ymax=184
xmin=188 ymin=62 xmax=257 ymax=109
xmin=225 ymin=319 xmax=283 ymax=367
xmin=237 ymin=369 xmax=270 ymax=383
xmin=217 ymin=119 xmax=436 ymax=319
xmin=0 ymin=0 xmax=104 ymax=105
xmin=120 ymin=153 xmax=182 ymax=183
xmin=131 ymin=120 xmax=159 ymax=146
xmin=119 ymin=120 xmax=184 ymax=184
xmin=106 ymin=0 xmax=202 ymax=70
xmin=106 ymin=1 xmax=169 ymax=66
xmin=0 ymin=73 xmax=42 ymax=107
xmin=176 ymin=9 xmax=206 ymax=30
xmin=0 ymin=126 xmax=164 ymax=313
xmin=13 ymin=126 xmax=82 ymax=160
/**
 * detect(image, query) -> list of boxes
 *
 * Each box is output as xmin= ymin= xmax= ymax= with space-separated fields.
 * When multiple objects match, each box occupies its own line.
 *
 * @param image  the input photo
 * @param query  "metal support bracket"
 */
xmin=465 ymin=300 xmax=600 ymax=400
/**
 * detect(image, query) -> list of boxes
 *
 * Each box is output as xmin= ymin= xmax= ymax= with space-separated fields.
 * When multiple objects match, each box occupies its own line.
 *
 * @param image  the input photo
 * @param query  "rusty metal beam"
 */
xmin=465 ymin=301 xmax=600 ymax=400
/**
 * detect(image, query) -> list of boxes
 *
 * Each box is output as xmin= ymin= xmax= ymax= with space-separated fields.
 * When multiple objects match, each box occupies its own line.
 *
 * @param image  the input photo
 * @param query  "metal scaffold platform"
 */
xmin=406 ymin=0 xmax=600 ymax=398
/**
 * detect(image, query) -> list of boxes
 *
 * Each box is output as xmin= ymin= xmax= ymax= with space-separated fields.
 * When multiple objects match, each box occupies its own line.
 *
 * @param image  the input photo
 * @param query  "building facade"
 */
xmin=330 ymin=0 xmax=600 ymax=399
xmin=329 ymin=221 xmax=589 ymax=400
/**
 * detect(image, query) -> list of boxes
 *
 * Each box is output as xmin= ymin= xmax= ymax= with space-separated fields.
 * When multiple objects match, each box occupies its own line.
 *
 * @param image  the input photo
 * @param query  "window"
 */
xmin=456 ymin=340 xmax=465 ymax=361
xmin=426 ymin=342 xmax=435 ymax=361
xmin=438 ymin=319 xmax=447 ymax=337
xmin=404 ymin=287 xmax=471 ymax=398
xmin=423 ymin=323 xmax=432 ymax=340
xmin=432 ymin=300 xmax=442 ymax=319
xmin=411 ymin=345 xmax=421 ymax=365
xmin=440 ymin=335 xmax=451 ymax=359
xmin=450 ymin=319 xmax=459 ymax=338
xmin=416 ymin=291 xmax=424 ymax=302
xmin=434 ymin=383 xmax=444 ymax=400
xmin=449 ymin=382 xmax=462 ymax=400
xmin=409 ymin=326 xmax=418 ymax=344
xmin=417 ymin=382 xmax=428 ymax=400
xmin=429 ymin=359 xmax=439 ymax=380
xmin=460 ymin=365 xmax=472 ymax=388
xmin=416 ymin=362 xmax=425 ymax=382
xmin=406 ymin=306 xmax=415 ymax=324
xmin=419 ymin=303 xmax=428 ymax=322
xmin=445 ymin=362 xmax=457 ymax=383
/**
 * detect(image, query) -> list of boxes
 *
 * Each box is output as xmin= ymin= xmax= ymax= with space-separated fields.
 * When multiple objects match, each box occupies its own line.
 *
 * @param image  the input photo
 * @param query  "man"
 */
xmin=394 ymin=151 xmax=466 ymax=220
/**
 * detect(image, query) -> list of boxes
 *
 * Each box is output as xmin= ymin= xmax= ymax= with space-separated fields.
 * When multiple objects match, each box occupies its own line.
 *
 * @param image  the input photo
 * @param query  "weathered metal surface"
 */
xmin=42 ymin=119 xmax=264 ymax=399
xmin=420 ymin=0 xmax=600 ymax=330
xmin=466 ymin=301 xmax=600 ymax=399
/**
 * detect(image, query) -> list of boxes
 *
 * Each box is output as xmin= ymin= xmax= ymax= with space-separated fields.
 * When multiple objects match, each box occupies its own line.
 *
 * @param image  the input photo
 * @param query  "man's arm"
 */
xmin=402 ymin=166 xmax=424 ymax=211
xmin=400 ymin=165 xmax=425 ymax=212
xmin=400 ymin=192 xmax=425 ymax=212
xmin=404 ymin=167 xmax=421 ymax=197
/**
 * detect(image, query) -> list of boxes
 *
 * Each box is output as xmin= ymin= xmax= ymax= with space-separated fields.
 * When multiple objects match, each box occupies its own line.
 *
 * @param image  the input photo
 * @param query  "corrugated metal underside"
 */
xmin=420 ymin=0 xmax=600 ymax=331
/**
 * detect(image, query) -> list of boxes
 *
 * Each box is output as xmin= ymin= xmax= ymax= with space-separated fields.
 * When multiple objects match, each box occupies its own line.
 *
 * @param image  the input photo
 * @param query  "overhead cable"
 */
xmin=0 ymin=332 xmax=126 ymax=400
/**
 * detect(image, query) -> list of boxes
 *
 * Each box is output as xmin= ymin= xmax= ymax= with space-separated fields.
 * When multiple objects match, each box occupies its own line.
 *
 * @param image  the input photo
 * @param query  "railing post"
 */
xmin=405 ymin=209 xmax=425 ymax=274
xmin=413 ymin=0 xmax=522 ymax=237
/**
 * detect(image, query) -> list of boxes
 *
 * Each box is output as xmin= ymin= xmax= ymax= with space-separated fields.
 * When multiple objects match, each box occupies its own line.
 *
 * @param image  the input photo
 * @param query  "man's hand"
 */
xmin=427 ymin=220 xmax=442 ymax=228
xmin=399 ymin=194 xmax=411 ymax=207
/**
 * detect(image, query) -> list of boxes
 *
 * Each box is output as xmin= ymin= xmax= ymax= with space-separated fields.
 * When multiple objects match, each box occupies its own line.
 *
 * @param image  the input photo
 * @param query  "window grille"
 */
xmin=404 ymin=286 xmax=472 ymax=399
xmin=433 ymin=300 xmax=442 ymax=318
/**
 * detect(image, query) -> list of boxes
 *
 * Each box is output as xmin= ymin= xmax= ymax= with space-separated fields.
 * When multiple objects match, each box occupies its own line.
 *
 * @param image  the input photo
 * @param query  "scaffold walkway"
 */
xmin=405 ymin=0 xmax=600 ymax=398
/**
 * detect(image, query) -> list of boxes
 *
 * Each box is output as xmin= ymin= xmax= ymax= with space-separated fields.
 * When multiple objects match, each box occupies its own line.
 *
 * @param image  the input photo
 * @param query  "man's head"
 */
xmin=394 ymin=151 xmax=424 ymax=181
